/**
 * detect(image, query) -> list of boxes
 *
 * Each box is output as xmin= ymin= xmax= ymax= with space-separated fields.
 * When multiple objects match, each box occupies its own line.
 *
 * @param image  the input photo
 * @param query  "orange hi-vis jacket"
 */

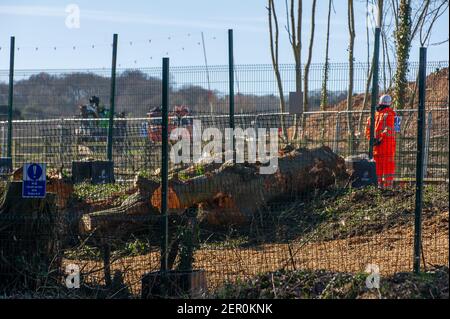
xmin=365 ymin=106 xmax=397 ymax=187
xmin=365 ymin=106 xmax=397 ymax=156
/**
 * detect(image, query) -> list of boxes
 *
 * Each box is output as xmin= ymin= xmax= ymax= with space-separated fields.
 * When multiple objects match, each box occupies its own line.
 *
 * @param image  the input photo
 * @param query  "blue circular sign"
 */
xmin=27 ymin=164 xmax=43 ymax=180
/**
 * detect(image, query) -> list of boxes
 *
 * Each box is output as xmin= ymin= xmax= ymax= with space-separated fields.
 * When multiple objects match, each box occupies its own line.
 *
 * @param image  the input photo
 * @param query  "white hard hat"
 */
xmin=379 ymin=94 xmax=392 ymax=106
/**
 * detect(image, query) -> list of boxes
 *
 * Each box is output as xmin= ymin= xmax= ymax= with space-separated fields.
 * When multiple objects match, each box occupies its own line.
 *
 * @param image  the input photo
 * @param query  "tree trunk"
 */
xmin=268 ymin=0 xmax=288 ymax=142
xmin=79 ymin=175 xmax=160 ymax=234
xmin=0 ymin=182 xmax=61 ymax=290
xmin=291 ymin=0 xmax=303 ymax=142
xmin=393 ymin=0 xmax=412 ymax=110
xmin=320 ymin=0 xmax=333 ymax=142
xmin=301 ymin=0 xmax=317 ymax=142
xmin=347 ymin=0 xmax=356 ymax=155
xmin=80 ymin=147 xmax=348 ymax=232
xmin=151 ymin=146 xmax=348 ymax=225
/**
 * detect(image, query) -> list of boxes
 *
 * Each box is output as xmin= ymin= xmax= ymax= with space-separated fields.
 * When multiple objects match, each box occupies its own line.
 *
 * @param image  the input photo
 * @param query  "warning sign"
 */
xmin=22 ymin=163 xmax=46 ymax=198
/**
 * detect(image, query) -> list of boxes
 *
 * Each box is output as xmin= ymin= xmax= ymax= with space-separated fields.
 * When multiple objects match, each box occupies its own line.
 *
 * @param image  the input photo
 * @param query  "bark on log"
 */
xmin=151 ymin=146 xmax=348 ymax=225
xmin=79 ymin=175 xmax=160 ymax=234
xmin=80 ymin=146 xmax=348 ymax=233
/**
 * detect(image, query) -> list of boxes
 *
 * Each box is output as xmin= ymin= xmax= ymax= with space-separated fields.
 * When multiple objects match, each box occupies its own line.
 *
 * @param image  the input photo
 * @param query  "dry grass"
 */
xmin=63 ymin=211 xmax=448 ymax=296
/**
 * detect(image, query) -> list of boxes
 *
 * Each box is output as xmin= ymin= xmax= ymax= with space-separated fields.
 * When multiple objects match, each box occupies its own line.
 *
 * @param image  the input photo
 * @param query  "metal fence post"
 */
xmin=413 ymin=47 xmax=427 ymax=274
xmin=59 ymin=118 xmax=64 ymax=169
xmin=1 ymin=123 xmax=6 ymax=156
xmin=7 ymin=36 xmax=15 ymax=160
xmin=107 ymin=33 xmax=118 ymax=161
xmin=333 ymin=112 xmax=341 ymax=154
xmin=160 ymin=57 xmax=170 ymax=295
xmin=369 ymin=27 xmax=380 ymax=159
xmin=228 ymin=29 xmax=235 ymax=163
xmin=423 ymin=111 xmax=432 ymax=178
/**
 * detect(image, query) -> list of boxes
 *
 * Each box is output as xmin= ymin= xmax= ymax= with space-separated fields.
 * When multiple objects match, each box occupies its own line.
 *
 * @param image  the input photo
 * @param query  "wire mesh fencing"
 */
xmin=1 ymin=107 xmax=447 ymax=182
xmin=0 ymin=61 xmax=448 ymax=120
xmin=0 ymin=61 xmax=448 ymax=298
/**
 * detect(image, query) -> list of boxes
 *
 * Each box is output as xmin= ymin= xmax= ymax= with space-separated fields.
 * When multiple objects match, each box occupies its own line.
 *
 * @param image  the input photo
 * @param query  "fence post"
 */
xmin=333 ymin=113 xmax=341 ymax=154
xmin=228 ymin=29 xmax=235 ymax=162
xmin=59 ymin=118 xmax=64 ymax=169
xmin=423 ymin=111 xmax=432 ymax=178
xmin=160 ymin=57 xmax=170 ymax=295
xmin=413 ymin=47 xmax=427 ymax=274
xmin=107 ymin=33 xmax=118 ymax=161
xmin=368 ymin=27 xmax=380 ymax=159
xmin=7 ymin=36 xmax=15 ymax=160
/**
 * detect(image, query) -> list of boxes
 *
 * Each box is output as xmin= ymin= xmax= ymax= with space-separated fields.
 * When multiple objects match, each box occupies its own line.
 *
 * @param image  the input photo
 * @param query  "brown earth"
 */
xmin=331 ymin=67 xmax=448 ymax=111
xmin=63 ymin=210 xmax=448 ymax=296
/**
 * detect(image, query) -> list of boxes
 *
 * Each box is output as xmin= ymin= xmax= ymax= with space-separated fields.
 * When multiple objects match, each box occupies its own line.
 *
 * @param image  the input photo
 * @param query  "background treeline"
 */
xmin=0 ymin=69 xmax=347 ymax=119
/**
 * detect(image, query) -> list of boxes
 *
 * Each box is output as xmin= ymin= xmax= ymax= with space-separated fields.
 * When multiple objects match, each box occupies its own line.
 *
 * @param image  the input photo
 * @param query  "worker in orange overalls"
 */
xmin=365 ymin=94 xmax=397 ymax=188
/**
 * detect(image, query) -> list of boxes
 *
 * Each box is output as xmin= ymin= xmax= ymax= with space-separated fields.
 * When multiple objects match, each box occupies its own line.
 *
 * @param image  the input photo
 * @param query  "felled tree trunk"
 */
xmin=0 ymin=181 xmax=61 ymax=291
xmin=151 ymin=146 xmax=348 ymax=225
xmin=80 ymin=146 xmax=347 ymax=233
xmin=79 ymin=175 xmax=160 ymax=234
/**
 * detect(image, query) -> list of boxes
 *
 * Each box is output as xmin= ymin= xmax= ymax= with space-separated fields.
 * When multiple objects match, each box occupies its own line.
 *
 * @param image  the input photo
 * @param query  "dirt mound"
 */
xmin=329 ymin=67 xmax=448 ymax=111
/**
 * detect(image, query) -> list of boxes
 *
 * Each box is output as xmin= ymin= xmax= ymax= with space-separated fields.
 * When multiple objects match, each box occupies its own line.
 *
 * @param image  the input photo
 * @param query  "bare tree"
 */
xmin=407 ymin=0 xmax=448 ymax=110
xmin=287 ymin=0 xmax=303 ymax=93
xmin=320 ymin=0 xmax=333 ymax=112
xmin=320 ymin=0 xmax=333 ymax=142
xmin=365 ymin=0 xmax=371 ymax=78
xmin=287 ymin=0 xmax=303 ymax=142
xmin=417 ymin=1 xmax=448 ymax=46
xmin=267 ymin=0 xmax=288 ymax=141
xmin=347 ymin=0 xmax=356 ymax=154
xmin=357 ymin=0 xmax=384 ymax=136
xmin=297 ymin=0 xmax=317 ymax=143
xmin=303 ymin=0 xmax=317 ymax=114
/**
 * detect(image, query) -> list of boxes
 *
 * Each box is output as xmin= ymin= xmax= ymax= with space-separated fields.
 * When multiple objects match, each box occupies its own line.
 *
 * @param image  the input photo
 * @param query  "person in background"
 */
xmin=365 ymin=94 xmax=397 ymax=188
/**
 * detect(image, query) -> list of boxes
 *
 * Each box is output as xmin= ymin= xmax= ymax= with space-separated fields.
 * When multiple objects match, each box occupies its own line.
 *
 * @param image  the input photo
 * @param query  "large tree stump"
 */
xmin=0 ymin=181 xmax=61 ymax=292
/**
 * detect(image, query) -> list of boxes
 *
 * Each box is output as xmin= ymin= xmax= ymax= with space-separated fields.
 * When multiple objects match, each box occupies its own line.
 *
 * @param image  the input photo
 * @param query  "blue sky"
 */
xmin=0 ymin=0 xmax=448 ymax=70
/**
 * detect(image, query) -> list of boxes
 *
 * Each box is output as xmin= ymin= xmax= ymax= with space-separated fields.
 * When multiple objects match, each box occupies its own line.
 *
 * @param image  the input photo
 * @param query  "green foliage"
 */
xmin=122 ymin=238 xmax=151 ymax=257
xmin=72 ymin=182 xmax=130 ymax=204
xmin=175 ymin=218 xmax=200 ymax=272
xmin=269 ymin=184 xmax=448 ymax=242
xmin=195 ymin=164 xmax=205 ymax=176
xmin=214 ymin=266 xmax=449 ymax=299
xmin=65 ymin=245 xmax=101 ymax=260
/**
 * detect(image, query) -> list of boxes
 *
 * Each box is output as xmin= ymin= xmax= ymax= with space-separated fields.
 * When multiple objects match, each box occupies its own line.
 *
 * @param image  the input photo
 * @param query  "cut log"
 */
xmin=0 ymin=181 xmax=61 ymax=290
xmin=151 ymin=146 xmax=348 ymax=225
xmin=80 ymin=146 xmax=348 ymax=233
xmin=79 ymin=175 xmax=160 ymax=234
xmin=47 ymin=178 xmax=74 ymax=209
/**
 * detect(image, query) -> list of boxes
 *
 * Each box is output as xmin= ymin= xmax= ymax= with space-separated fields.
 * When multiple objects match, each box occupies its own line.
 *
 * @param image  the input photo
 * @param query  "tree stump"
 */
xmin=0 ymin=181 xmax=61 ymax=292
xmin=141 ymin=270 xmax=207 ymax=299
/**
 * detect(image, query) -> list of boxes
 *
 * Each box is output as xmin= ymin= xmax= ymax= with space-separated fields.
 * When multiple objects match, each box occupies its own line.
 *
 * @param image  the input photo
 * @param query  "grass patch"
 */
xmin=264 ymin=184 xmax=448 ymax=242
xmin=72 ymin=182 xmax=131 ymax=205
xmin=214 ymin=266 xmax=449 ymax=299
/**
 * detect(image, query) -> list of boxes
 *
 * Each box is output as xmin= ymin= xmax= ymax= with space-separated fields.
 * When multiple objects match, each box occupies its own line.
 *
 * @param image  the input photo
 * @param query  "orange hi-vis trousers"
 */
xmin=365 ymin=107 xmax=397 ymax=188
xmin=374 ymin=154 xmax=395 ymax=187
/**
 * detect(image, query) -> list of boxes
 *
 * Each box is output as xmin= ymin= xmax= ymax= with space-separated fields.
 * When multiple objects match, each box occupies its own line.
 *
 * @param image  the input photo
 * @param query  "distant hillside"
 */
xmin=0 ymin=69 xmax=347 ymax=119
xmin=0 ymin=67 xmax=446 ymax=120
xmin=332 ymin=67 xmax=448 ymax=111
